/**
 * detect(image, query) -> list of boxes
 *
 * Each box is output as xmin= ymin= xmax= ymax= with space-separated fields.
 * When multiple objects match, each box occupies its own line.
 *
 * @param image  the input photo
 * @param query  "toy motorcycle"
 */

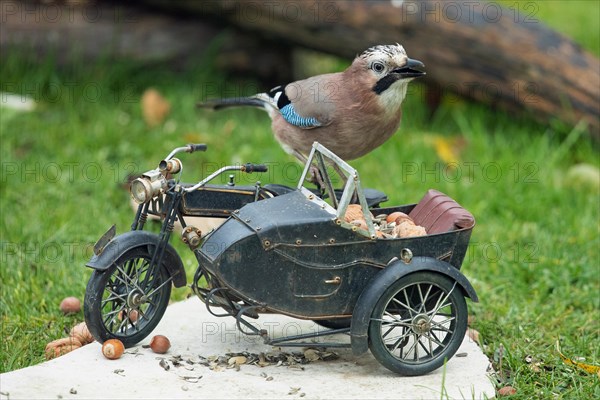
xmin=84 ymin=142 xmax=477 ymax=376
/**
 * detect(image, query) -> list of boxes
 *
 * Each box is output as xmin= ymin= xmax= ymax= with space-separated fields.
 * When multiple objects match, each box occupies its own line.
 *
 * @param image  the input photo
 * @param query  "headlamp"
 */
xmin=130 ymin=170 xmax=167 ymax=204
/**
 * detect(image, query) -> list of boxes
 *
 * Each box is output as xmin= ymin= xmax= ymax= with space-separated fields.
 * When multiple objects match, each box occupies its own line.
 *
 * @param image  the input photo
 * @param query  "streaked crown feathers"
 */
xmin=359 ymin=44 xmax=407 ymax=61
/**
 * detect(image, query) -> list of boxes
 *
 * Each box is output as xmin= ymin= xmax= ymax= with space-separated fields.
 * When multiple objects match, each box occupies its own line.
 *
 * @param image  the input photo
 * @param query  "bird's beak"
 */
xmin=393 ymin=58 xmax=426 ymax=79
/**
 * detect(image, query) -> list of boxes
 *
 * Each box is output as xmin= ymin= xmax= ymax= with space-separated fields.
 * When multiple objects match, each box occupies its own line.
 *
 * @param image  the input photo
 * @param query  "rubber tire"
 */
xmin=84 ymin=246 xmax=172 ymax=347
xmin=368 ymin=272 xmax=468 ymax=376
xmin=313 ymin=318 xmax=352 ymax=330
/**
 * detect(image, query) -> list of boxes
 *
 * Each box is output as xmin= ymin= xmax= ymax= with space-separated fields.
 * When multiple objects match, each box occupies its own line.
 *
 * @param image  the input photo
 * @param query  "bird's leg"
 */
xmin=308 ymin=164 xmax=326 ymax=193
xmin=292 ymin=150 xmax=324 ymax=191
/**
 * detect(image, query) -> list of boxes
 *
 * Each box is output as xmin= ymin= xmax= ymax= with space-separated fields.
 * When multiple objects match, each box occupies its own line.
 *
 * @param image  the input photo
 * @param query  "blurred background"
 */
xmin=1 ymin=1 xmax=598 ymax=397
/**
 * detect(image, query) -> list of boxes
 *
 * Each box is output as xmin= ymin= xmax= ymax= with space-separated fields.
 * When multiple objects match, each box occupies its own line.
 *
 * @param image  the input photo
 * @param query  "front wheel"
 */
xmin=368 ymin=272 xmax=468 ymax=375
xmin=84 ymin=246 xmax=172 ymax=347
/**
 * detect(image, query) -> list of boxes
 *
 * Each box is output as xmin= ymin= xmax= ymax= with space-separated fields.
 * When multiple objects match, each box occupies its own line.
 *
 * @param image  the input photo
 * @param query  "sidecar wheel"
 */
xmin=314 ymin=318 xmax=352 ymax=330
xmin=368 ymin=272 xmax=467 ymax=376
xmin=84 ymin=246 xmax=172 ymax=347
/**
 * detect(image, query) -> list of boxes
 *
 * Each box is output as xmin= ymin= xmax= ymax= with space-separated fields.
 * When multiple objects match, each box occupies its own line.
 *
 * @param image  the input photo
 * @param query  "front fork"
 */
xmin=135 ymin=186 xmax=186 ymax=289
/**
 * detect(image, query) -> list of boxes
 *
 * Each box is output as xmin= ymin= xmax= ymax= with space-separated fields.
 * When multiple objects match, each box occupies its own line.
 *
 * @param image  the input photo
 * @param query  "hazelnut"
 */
xmin=59 ymin=297 xmax=81 ymax=315
xmin=102 ymin=339 xmax=124 ymax=360
xmin=497 ymin=386 xmax=517 ymax=396
xmin=387 ymin=211 xmax=413 ymax=225
xmin=149 ymin=335 xmax=171 ymax=354
xmin=118 ymin=309 xmax=139 ymax=322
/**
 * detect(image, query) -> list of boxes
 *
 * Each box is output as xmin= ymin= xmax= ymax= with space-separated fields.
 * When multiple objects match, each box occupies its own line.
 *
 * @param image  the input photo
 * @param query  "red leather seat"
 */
xmin=409 ymin=190 xmax=475 ymax=234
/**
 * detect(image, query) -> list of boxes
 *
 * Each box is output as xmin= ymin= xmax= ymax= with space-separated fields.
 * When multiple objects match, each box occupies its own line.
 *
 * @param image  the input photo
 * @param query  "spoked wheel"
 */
xmin=84 ymin=246 xmax=172 ymax=347
xmin=368 ymin=272 xmax=468 ymax=375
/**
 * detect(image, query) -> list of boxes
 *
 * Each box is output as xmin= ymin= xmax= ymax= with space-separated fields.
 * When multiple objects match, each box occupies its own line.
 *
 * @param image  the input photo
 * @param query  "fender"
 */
xmin=86 ymin=230 xmax=187 ymax=288
xmin=350 ymin=256 xmax=478 ymax=355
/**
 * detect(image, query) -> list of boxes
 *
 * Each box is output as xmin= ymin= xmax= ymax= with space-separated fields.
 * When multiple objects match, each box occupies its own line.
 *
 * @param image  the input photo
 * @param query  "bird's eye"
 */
xmin=372 ymin=62 xmax=385 ymax=73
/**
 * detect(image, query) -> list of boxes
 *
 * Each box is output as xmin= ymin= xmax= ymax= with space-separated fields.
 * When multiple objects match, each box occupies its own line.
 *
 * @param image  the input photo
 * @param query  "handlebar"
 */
xmin=242 ymin=163 xmax=268 ymax=173
xmin=164 ymin=143 xmax=208 ymax=161
xmin=186 ymin=143 xmax=207 ymax=153
xmin=184 ymin=163 xmax=268 ymax=192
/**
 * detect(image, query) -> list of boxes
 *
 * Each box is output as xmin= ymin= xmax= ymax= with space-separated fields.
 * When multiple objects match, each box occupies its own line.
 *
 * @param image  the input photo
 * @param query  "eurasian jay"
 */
xmin=197 ymin=44 xmax=425 ymax=162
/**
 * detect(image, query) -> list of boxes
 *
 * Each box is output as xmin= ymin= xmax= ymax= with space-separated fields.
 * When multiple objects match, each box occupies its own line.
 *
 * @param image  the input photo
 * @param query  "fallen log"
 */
xmin=2 ymin=0 xmax=598 ymax=137
xmin=0 ymin=1 xmax=293 ymax=86
xmin=141 ymin=0 xmax=600 ymax=138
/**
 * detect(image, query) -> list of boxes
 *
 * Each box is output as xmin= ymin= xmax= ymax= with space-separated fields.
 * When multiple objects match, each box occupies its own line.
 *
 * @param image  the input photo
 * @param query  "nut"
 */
xmin=350 ymin=219 xmax=368 ymax=231
xmin=118 ymin=309 xmax=139 ymax=322
xmin=387 ymin=211 xmax=412 ymax=225
xmin=59 ymin=297 xmax=81 ymax=315
xmin=45 ymin=337 xmax=83 ymax=360
xmin=102 ymin=339 xmax=124 ymax=360
xmin=344 ymin=204 xmax=364 ymax=222
xmin=149 ymin=335 xmax=171 ymax=354
xmin=393 ymin=221 xmax=427 ymax=238
xmin=497 ymin=386 xmax=517 ymax=396
xmin=69 ymin=322 xmax=94 ymax=345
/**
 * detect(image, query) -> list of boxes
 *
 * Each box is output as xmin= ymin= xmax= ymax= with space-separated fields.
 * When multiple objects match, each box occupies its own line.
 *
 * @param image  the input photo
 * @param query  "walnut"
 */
xmin=69 ymin=322 xmax=94 ymax=345
xmin=392 ymin=220 xmax=427 ymax=238
xmin=45 ymin=322 xmax=95 ymax=360
xmin=45 ymin=337 xmax=83 ymax=360
xmin=344 ymin=204 xmax=364 ymax=222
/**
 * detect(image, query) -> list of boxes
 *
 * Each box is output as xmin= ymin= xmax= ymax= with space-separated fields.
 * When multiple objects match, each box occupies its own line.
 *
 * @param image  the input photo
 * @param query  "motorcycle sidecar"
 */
xmin=193 ymin=142 xmax=477 ymax=376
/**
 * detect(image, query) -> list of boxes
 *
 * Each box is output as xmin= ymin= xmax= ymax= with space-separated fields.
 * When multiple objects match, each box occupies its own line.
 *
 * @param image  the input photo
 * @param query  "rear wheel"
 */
xmin=84 ymin=246 xmax=172 ymax=347
xmin=368 ymin=272 xmax=467 ymax=375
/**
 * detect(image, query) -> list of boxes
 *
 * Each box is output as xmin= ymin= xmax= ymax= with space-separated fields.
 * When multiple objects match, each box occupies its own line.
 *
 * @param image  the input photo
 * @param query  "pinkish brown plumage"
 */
xmin=198 ymin=44 xmax=425 ymax=161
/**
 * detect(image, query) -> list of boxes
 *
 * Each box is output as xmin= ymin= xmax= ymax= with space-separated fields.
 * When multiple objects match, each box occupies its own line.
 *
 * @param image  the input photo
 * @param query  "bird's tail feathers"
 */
xmin=196 ymin=95 xmax=274 ymax=112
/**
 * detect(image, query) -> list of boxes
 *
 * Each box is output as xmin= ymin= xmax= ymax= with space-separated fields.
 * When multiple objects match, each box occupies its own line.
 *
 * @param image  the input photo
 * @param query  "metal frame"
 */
xmin=298 ymin=142 xmax=377 ymax=238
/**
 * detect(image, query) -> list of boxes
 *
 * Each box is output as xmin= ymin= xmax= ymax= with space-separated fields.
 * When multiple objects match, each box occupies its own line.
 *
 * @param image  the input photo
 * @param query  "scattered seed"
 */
xmin=113 ymin=369 xmax=125 ymax=376
xmin=159 ymin=359 xmax=170 ymax=371
xmin=456 ymin=352 xmax=468 ymax=357
xmin=303 ymin=349 xmax=319 ymax=362
xmin=266 ymin=376 xmax=274 ymax=381
xmin=69 ymin=388 xmax=77 ymax=395
xmin=181 ymin=376 xmax=202 ymax=383
xmin=195 ymin=349 xmax=339 ymax=371
xmin=288 ymin=387 xmax=301 ymax=395
xmin=228 ymin=356 xmax=247 ymax=366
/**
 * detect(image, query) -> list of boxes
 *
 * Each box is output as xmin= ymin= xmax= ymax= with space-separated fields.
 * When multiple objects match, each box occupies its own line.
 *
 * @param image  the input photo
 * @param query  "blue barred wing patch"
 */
xmin=279 ymin=104 xmax=321 ymax=128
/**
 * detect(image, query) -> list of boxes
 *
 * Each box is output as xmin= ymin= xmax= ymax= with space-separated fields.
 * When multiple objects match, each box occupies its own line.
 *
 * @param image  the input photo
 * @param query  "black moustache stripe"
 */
xmin=372 ymin=75 xmax=399 ymax=95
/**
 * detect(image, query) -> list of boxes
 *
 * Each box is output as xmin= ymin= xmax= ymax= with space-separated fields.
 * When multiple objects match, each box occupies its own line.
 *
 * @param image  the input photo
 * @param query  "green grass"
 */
xmin=1 ymin=2 xmax=599 ymax=398
xmin=502 ymin=0 xmax=600 ymax=56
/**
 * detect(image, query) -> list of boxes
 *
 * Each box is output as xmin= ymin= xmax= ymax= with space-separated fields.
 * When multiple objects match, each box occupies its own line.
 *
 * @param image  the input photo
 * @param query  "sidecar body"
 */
xmin=195 ymin=142 xmax=476 ymax=323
